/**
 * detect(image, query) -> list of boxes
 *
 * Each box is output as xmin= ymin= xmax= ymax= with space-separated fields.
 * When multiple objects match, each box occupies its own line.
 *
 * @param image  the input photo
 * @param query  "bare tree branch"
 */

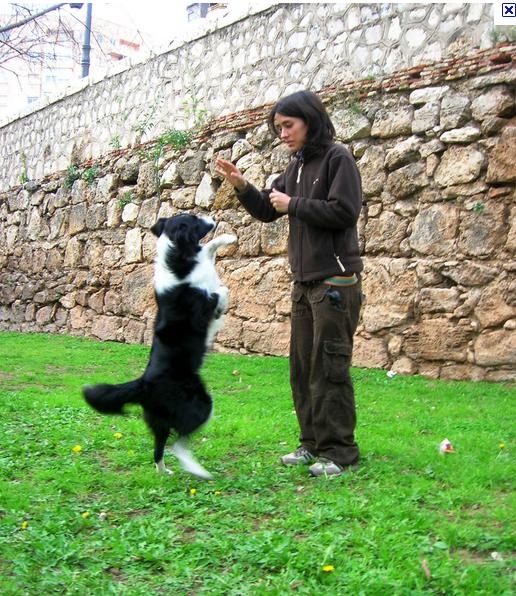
xmin=0 ymin=3 xmax=67 ymax=34
xmin=0 ymin=3 xmax=81 ymax=69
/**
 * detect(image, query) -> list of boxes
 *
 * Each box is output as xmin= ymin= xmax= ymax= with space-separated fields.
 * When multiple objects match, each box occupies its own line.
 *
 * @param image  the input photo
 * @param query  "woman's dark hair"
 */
xmin=268 ymin=90 xmax=335 ymax=156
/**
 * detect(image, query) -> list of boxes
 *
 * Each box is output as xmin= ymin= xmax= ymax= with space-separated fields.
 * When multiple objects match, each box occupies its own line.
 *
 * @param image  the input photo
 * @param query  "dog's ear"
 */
xmin=151 ymin=218 xmax=166 ymax=237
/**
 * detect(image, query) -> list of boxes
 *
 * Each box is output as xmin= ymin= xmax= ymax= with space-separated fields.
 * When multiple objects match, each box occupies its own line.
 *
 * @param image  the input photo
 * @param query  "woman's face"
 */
xmin=273 ymin=113 xmax=308 ymax=152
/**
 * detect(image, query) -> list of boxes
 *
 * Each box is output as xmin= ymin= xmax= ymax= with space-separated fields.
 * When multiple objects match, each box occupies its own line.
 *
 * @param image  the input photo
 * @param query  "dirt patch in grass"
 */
xmin=454 ymin=548 xmax=489 ymax=565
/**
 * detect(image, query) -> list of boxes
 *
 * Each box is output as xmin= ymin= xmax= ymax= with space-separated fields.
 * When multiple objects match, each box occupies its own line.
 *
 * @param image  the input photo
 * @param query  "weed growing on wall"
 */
xmin=136 ymin=90 xmax=209 ymax=194
xmin=183 ymin=93 xmax=209 ymax=129
xmin=82 ymin=166 xmax=99 ymax=185
xmin=473 ymin=201 xmax=486 ymax=214
xmin=64 ymin=165 xmax=99 ymax=188
xmin=118 ymin=190 xmax=135 ymax=208
xmin=64 ymin=164 xmax=82 ymax=188
xmin=138 ymin=128 xmax=192 ymax=196
xmin=19 ymin=152 xmax=29 ymax=184
xmin=345 ymin=91 xmax=364 ymax=117
xmin=109 ymin=135 xmax=121 ymax=150
xmin=490 ymin=26 xmax=516 ymax=43
xmin=130 ymin=88 xmax=208 ymax=196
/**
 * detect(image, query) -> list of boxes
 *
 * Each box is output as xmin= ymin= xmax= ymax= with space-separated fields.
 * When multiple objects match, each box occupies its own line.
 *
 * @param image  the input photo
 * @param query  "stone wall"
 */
xmin=1 ymin=41 xmax=515 ymax=382
xmin=0 ymin=3 xmax=497 ymax=191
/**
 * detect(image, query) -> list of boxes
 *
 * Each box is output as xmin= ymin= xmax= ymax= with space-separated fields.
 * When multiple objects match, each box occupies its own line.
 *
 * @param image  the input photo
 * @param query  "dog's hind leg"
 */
xmin=171 ymin=437 xmax=213 ymax=480
xmin=153 ymin=427 xmax=174 ymax=475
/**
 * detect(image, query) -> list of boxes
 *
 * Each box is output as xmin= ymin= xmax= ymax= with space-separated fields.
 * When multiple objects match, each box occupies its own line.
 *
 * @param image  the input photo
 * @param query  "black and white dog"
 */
xmin=83 ymin=213 xmax=237 ymax=479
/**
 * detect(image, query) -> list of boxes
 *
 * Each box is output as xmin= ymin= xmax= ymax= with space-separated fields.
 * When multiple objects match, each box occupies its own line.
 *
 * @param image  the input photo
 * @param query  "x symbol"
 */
xmin=502 ymin=3 xmax=516 ymax=16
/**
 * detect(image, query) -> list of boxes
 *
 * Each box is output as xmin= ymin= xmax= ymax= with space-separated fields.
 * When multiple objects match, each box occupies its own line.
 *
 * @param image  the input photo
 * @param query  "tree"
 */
xmin=0 ymin=3 xmax=84 ymax=74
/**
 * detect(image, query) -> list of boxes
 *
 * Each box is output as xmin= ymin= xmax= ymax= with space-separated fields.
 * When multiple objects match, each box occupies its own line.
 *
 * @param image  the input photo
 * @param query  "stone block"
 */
xmin=486 ymin=118 xmax=516 ymax=184
xmin=371 ymin=106 xmax=413 ymax=138
xmin=177 ymin=152 xmax=206 ymax=185
xmin=125 ymin=228 xmax=142 ymax=263
xmin=474 ymin=329 xmax=516 ymax=366
xmin=404 ymin=318 xmax=473 ymax=362
xmin=474 ymin=284 xmax=515 ymax=328
xmin=458 ymin=202 xmax=507 ymax=257
xmin=91 ymin=315 xmax=123 ymax=341
xmin=365 ymin=212 xmax=408 ymax=254
xmin=358 ymin=145 xmax=386 ymax=197
xmin=419 ymin=287 xmax=461 ymax=314
xmin=471 ymin=85 xmax=514 ymax=121
xmin=261 ymin=217 xmax=288 ymax=255
xmin=440 ymin=92 xmax=471 ymax=130
xmin=121 ymin=265 xmax=153 ymax=316
xmin=434 ymin=145 xmax=485 ymax=187
xmin=195 ymin=173 xmax=216 ymax=208
xmin=386 ymin=162 xmax=429 ymax=198
xmin=137 ymin=197 xmax=160 ymax=229
xmin=412 ymin=101 xmax=440 ymax=134
xmin=352 ymin=335 xmax=389 ymax=368
xmin=385 ymin=136 xmax=421 ymax=171
xmin=68 ymin=203 xmax=87 ymax=235
xmin=409 ymin=204 xmax=459 ymax=256
xmin=440 ymin=126 xmax=481 ymax=143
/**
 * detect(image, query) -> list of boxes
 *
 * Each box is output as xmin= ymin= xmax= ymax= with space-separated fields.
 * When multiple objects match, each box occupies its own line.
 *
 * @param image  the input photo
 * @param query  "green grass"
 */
xmin=0 ymin=331 xmax=514 ymax=595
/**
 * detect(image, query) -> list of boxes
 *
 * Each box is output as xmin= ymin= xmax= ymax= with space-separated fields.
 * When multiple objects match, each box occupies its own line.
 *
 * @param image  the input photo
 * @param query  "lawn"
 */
xmin=0 ymin=331 xmax=514 ymax=595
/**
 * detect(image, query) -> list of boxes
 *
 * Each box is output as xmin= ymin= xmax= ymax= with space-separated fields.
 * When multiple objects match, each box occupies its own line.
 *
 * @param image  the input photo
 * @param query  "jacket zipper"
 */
xmin=296 ymin=162 xmax=303 ymax=184
xmin=334 ymin=253 xmax=346 ymax=273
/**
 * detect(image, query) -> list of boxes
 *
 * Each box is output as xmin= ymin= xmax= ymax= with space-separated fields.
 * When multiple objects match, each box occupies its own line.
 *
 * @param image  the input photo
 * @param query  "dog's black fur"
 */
xmin=83 ymin=213 xmax=236 ymax=479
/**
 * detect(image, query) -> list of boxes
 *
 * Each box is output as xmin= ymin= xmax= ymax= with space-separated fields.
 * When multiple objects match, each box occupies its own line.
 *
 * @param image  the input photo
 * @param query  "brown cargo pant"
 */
xmin=289 ymin=279 xmax=363 ymax=468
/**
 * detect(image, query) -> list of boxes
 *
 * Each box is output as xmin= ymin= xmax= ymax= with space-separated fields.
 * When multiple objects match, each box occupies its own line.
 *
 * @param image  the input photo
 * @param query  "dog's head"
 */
xmin=151 ymin=214 xmax=216 ymax=255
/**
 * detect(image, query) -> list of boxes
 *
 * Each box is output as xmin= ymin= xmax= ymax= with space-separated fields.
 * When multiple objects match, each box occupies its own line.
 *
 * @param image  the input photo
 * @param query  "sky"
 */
xmin=95 ymin=2 xmax=188 ymax=36
xmin=84 ymin=1 xmax=190 ymax=48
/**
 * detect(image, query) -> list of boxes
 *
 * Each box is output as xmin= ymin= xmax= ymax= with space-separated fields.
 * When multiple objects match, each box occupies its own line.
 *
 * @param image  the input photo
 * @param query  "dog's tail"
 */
xmin=83 ymin=379 xmax=143 ymax=415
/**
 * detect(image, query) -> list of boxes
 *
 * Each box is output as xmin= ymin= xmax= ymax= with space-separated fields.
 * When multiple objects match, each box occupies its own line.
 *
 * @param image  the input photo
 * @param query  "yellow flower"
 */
xmin=214 ymin=490 xmax=222 ymax=496
xmin=499 ymin=442 xmax=505 ymax=450
xmin=21 ymin=520 xmax=29 ymax=530
xmin=189 ymin=488 xmax=197 ymax=496
xmin=72 ymin=444 xmax=82 ymax=453
xmin=81 ymin=511 xmax=90 ymax=519
xmin=113 ymin=432 xmax=123 ymax=439
xmin=322 ymin=564 xmax=335 ymax=573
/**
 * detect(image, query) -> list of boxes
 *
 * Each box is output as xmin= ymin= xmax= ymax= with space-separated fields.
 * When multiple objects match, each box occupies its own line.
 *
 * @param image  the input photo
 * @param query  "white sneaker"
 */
xmin=280 ymin=446 xmax=316 ymax=466
xmin=309 ymin=458 xmax=345 ymax=477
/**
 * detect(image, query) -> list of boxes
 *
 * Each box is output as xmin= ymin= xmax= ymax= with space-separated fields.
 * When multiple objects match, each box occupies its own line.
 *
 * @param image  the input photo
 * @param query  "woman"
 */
xmin=215 ymin=90 xmax=363 ymax=477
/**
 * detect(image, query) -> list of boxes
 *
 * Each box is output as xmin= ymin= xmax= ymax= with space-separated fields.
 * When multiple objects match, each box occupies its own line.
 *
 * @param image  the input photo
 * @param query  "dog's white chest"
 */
xmin=187 ymin=248 xmax=221 ymax=292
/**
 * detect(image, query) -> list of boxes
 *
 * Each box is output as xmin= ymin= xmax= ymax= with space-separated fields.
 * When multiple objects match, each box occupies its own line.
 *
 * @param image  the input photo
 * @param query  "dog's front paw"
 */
xmin=217 ymin=234 xmax=237 ymax=246
xmin=215 ymin=286 xmax=229 ymax=316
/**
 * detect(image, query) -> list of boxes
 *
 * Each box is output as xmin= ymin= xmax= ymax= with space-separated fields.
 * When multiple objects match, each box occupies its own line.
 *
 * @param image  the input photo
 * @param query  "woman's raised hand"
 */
xmin=215 ymin=158 xmax=247 ymax=192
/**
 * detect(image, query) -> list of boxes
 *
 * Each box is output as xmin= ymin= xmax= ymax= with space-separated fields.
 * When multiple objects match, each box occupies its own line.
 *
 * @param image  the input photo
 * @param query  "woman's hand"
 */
xmin=270 ymin=189 xmax=291 ymax=214
xmin=215 ymin=158 xmax=247 ymax=192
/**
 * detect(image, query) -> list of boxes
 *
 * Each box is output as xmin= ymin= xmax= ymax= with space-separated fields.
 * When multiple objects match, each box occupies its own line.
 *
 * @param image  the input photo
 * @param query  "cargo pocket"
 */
xmin=308 ymin=283 xmax=327 ymax=305
xmin=291 ymin=284 xmax=308 ymax=319
xmin=323 ymin=340 xmax=351 ymax=383
xmin=291 ymin=284 xmax=303 ymax=302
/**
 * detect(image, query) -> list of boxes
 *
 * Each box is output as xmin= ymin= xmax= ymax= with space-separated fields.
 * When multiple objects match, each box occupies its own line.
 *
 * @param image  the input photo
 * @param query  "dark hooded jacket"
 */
xmin=235 ymin=142 xmax=363 ymax=282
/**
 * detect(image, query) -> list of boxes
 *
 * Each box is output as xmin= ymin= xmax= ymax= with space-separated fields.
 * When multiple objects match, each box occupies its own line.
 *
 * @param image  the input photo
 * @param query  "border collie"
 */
xmin=83 ymin=213 xmax=237 ymax=479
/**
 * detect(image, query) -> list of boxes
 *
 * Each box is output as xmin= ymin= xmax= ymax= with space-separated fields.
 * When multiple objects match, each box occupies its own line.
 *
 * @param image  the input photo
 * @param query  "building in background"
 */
xmin=187 ymin=3 xmax=227 ymax=21
xmin=0 ymin=3 xmax=152 ymax=122
xmin=0 ymin=2 xmax=231 ymax=123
